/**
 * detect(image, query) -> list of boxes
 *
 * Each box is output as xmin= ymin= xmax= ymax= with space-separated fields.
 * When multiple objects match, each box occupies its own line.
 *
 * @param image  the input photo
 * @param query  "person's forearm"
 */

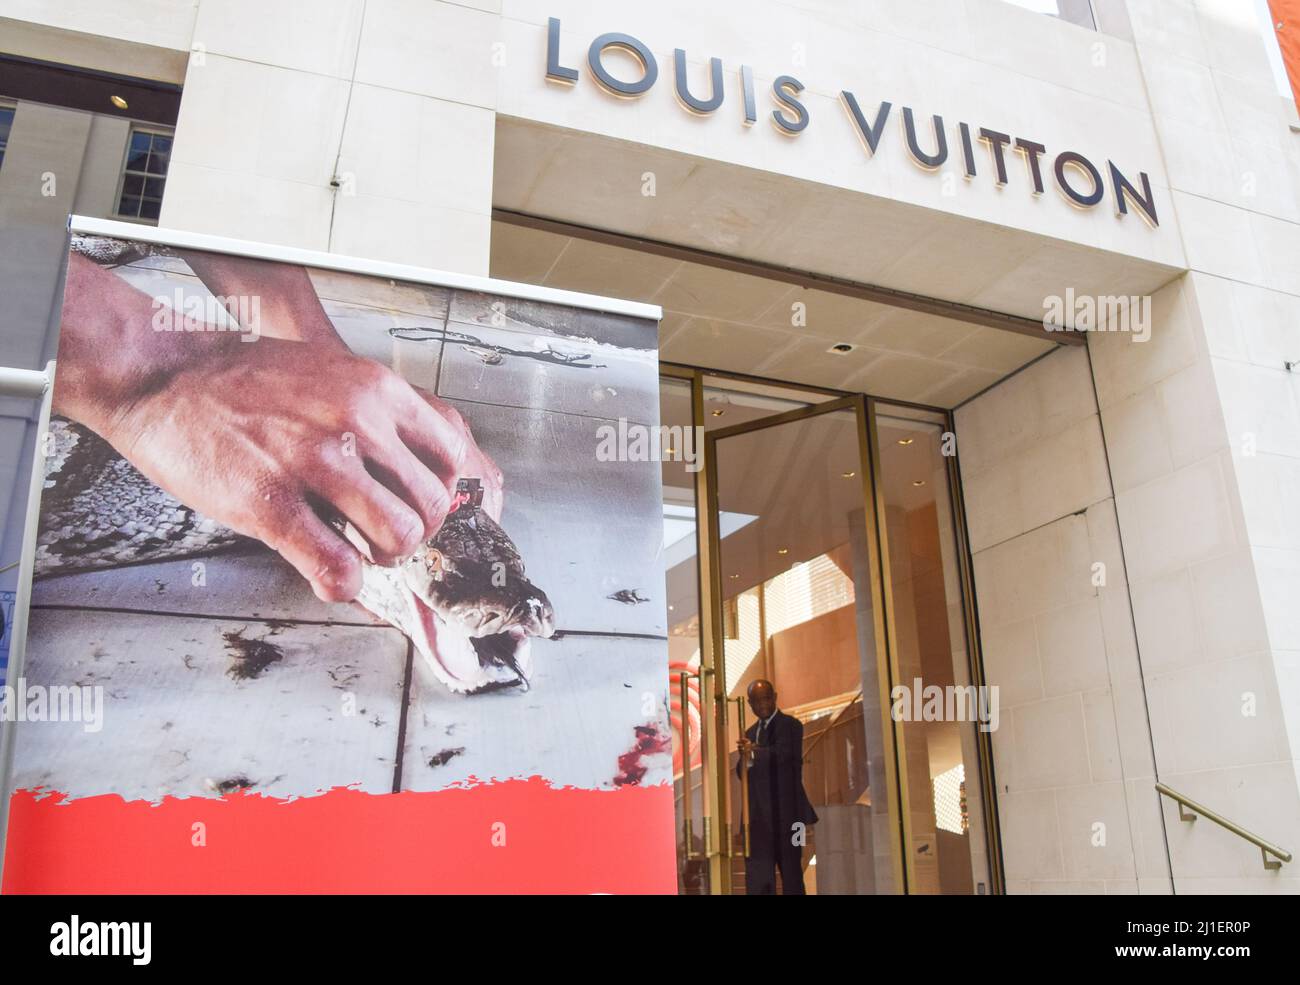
xmin=181 ymin=251 xmax=341 ymax=346
xmin=54 ymin=252 xmax=228 ymax=434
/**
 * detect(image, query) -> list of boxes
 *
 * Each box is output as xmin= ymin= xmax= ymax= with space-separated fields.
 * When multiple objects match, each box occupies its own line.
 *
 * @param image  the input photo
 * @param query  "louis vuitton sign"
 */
xmin=544 ymin=17 xmax=1160 ymax=227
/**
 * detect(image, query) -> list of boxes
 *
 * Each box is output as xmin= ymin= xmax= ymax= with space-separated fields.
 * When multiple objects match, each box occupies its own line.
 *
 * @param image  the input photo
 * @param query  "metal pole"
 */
xmin=733 ymin=696 xmax=750 ymax=859
xmin=0 ymin=367 xmax=49 ymax=401
xmin=0 ymin=360 xmax=55 ymax=892
xmin=677 ymin=671 xmax=699 ymax=861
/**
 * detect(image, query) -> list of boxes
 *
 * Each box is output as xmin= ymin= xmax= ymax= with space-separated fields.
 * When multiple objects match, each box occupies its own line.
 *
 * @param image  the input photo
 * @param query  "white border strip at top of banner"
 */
xmin=68 ymin=216 xmax=664 ymax=323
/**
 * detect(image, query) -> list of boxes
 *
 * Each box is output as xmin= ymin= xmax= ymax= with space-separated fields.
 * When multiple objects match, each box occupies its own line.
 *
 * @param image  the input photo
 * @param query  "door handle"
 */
xmin=676 ymin=670 xmax=702 ymax=861
xmin=733 ymin=695 xmax=751 ymax=859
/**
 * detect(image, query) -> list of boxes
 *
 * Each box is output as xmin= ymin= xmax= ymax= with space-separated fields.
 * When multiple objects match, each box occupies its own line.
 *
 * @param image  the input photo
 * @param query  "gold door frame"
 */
xmin=661 ymin=363 xmax=1006 ymax=895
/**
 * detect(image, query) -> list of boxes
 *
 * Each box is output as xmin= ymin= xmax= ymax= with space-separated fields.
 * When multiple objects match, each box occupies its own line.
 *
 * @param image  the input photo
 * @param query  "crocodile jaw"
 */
xmin=354 ymin=559 xmax=532 ymax=694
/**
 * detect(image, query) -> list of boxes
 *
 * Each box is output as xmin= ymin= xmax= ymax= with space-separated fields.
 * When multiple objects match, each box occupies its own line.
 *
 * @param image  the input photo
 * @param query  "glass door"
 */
xmin=870 ymin=403 xmax=996 ymax=894
xmin=704 ymin=396 xmax=904 ymax=894
xmin=662 ymin=368 xmax=1000 ymax=894
xmin=659 ymin=373 xmax=712 ymax=894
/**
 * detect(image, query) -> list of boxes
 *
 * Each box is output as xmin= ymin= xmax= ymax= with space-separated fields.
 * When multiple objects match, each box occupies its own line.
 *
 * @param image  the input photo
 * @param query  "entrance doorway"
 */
xmin=661 ymin=368 xmax=1001 ymax=894
xmin=484 ymin=211 xmax=1021 ymax=895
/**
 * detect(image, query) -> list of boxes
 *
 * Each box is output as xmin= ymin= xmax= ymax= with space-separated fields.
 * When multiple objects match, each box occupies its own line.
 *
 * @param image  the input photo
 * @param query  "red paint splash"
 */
xmin=3 ymin=779 xmax=675 ymax=895
xmin=614 ymin=725 xmax=671 ymax=787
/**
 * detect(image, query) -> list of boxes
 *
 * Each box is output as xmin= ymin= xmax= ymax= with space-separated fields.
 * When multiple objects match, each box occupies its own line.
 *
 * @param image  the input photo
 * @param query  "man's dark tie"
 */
xmin=757 ymin=719 xmax=767 ymax=746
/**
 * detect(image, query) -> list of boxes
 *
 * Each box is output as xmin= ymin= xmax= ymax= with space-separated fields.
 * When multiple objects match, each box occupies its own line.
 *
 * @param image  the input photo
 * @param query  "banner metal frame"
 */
xmin=0 ymin=360 xmax=55 ymax=891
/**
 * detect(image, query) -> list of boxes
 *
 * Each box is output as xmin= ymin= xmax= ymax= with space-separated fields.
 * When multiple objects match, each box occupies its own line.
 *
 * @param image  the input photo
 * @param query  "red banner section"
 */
xmin=4 ymin=781 xmax=675 ymax=894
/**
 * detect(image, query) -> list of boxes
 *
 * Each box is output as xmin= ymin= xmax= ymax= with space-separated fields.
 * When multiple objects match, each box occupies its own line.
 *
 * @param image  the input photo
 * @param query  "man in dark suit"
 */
xmin=735 ymin=679 xmax=818 ymax=895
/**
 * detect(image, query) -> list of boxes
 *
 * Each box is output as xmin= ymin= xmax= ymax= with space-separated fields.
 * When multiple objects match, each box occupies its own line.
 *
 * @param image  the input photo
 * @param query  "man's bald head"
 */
xmin=747 ymin=678 xmax=777 ymax=720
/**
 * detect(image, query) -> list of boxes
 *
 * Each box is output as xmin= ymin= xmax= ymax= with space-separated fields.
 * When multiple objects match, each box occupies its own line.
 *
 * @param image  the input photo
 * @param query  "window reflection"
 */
xmin=875 ymin=406 xmax=990 ymax=895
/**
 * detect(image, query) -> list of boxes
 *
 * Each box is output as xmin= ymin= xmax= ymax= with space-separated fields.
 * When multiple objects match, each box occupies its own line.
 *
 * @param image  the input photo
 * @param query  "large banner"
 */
xmin=2 ymin=230 xmax=673 ymax=893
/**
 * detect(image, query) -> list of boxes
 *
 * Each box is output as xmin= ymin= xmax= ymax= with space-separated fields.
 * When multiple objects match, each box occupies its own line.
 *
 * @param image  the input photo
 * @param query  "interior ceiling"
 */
xmin=710 ymin=408 xmax=864 ymax=587
xmin=490 ymin=218 xmax=1055 ymax=407
xmin=658 ymin=381 xmax=947 ymax=630
xmin=491 ymin=116 xmax=1185 ymax=407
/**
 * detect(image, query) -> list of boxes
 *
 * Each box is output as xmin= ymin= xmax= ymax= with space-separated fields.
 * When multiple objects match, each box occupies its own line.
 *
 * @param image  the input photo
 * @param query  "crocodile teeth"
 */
xmin=348 ymin=526 xmax=535 ymax=694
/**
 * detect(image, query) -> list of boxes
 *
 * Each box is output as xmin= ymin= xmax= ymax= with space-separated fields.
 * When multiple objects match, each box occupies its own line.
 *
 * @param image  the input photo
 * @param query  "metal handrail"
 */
xmin=1156 ymin=782 xmax=1292 ymax=871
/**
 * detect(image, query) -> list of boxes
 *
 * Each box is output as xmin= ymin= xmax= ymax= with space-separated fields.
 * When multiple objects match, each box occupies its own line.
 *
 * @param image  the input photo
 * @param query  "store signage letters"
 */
xmin=544 ymin=17 xmax=1159 ymax=227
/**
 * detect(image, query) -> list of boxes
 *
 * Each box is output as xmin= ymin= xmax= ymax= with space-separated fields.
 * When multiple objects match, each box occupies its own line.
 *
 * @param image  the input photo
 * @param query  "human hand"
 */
xmin=178 ymin=253 xmax=505 ymax=524
xmin=106 ymin=337 xmax=473 ymax=601
xmin=413 ymin=388 xmax=503 ymax=524
xmin=55 ymin=253 xmax=493 ymax=602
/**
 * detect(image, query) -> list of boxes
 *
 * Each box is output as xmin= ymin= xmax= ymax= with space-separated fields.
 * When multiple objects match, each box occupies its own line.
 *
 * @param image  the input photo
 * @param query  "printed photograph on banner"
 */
xmin=2 ymin=233 xmax=674 ymax=893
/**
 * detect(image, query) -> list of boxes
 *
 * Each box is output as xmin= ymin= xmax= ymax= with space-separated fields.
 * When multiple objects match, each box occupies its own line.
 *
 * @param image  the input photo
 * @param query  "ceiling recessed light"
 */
xmin=729 ymin=574 xmax=740 ymax=580
xmin=711 ymin=409 xmax=725 ymax=417
xmin=912 ymin=479 xmax=926 ymax=487
xmin=110 ymin=94 xmax=129 ymax=110
xmin=842 ymin=470 xmax=856 ymax=478
xmin=777 ymin=547 xmax=788 ymax=555
xmin=897 ymin=437 xmax=914 ymax=446
xmin=827 ymin=342 xmax=855 ymax=354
